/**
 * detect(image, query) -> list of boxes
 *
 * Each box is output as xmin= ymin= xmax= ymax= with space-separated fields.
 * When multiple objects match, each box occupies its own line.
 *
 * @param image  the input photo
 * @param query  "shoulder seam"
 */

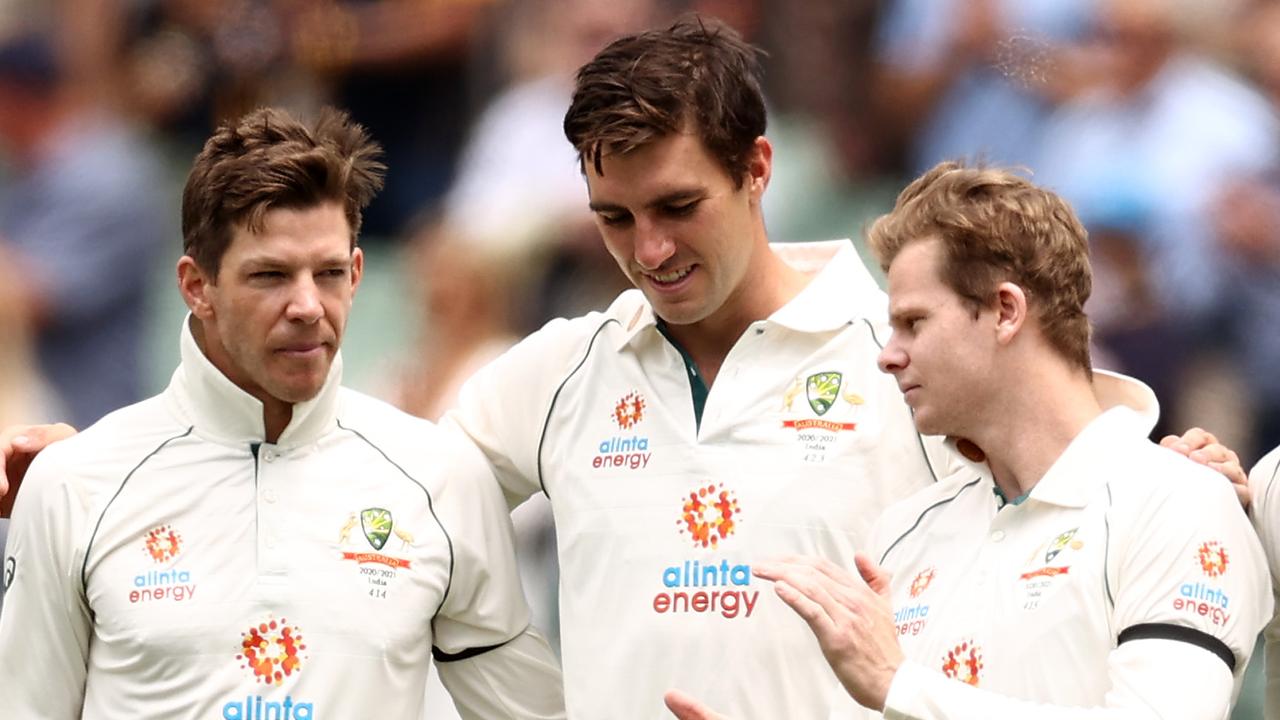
xmin=535 ymin=317 xmax=619 ymax=499
xmin=81 ymin=427 xmax=195 ymax=594
xmin=878 ymin=476 xmax=981 ymax=566
xmin=337 ymin=420 xmax=454 ymax=620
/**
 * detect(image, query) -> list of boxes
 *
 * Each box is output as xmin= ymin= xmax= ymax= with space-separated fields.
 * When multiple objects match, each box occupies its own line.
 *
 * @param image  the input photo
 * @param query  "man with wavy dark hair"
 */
xmin=0 ymin=107 xmax=564 ymax=719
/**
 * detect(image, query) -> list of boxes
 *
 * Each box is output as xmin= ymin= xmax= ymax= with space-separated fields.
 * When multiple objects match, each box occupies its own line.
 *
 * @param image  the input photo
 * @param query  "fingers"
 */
xmin=664 ymin=690 xmax=729 ymax=720
xmin=1163 ymin=427 xmax=1220 ymax=454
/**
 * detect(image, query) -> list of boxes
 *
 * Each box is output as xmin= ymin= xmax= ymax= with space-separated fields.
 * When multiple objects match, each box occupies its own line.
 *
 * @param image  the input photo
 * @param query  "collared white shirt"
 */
xmin=0 ymin=318 xmax=563 ymax=719
xmin=868 ymin=374 xmax=1270 ymax=719
xmin=449 ymin=240 xmax=958 ymax=718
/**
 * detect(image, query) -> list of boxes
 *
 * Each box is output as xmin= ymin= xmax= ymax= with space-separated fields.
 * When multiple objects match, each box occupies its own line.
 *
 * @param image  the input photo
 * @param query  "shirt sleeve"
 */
xmin=884 ymin=641 xmax=1233 ymax=720
xmin=0 ymin=450 xmax=93 ymax=718
xmin=883 ymin=461 xmax=1269 ymax=720
xmin=444 ymin=316 xmax=586 ymax=509
xmin=1249 ymin=446 xmax=1280 ymax=720
xmin=428 ymin=424 xmax=565 ymax=717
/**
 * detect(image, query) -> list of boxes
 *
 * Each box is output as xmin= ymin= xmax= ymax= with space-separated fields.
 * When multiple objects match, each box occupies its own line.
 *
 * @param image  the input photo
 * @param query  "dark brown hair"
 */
xmin=869 ymin=161 xmax=1094 ymax=373
xmin=563 ymin=15 xmax=767 ymax=186
xmin=181 ymin=107 xmax=385 ymax=275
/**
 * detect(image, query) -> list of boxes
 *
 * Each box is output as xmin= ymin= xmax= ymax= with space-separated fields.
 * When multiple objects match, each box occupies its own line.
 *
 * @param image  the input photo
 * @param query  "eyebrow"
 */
xmin=241 ymin=254 xmax=352 ymax=270
xmin=588 ymin=189 xmax=706 ymax=214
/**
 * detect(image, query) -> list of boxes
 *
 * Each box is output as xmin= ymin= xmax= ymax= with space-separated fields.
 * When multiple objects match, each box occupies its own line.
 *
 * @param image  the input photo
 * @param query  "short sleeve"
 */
xmin=1110 ymin=461 xmax=1271 ymax=684
xmin=429 ymin=424 xmax=533 ymax=655
xmin=0 ymin=448 xmax=94 ymax=718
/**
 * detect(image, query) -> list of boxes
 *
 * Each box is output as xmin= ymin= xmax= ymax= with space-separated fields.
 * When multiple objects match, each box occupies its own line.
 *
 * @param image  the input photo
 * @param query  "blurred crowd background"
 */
xmin=1 ymin=0 xmax=1278 ymax=715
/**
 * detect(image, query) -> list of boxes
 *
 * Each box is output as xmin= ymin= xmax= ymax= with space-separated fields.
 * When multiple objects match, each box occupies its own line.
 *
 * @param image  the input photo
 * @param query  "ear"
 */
xmin=993 ymin=281 xmax=1028 ymax=346
xmin=177 ymin=256 xmax=216 ymax=319
xmin=349 ymin=247 xmax=365 ymax=300
xmin=745 ymin=136 xmax=772 ymax=203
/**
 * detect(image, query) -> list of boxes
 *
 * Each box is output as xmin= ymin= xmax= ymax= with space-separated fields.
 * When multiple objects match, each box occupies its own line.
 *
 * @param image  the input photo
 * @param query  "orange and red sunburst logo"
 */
xmin=908 ymin=567 xmax=936 ymax=598
xmin=612 ymin=391 xmax=646 ymax=430
xmin=941 ymin=641 xmax=983 ymax=686
xmin=143 ymin=525 xmax=182 ymax=563
xmin=238 ymin=617 xmax=306 ymax=685
xmin=1197 ymin=541 xmax=1230 ymax=578
xmin=677 ymin=483 xmax=741 ymax=549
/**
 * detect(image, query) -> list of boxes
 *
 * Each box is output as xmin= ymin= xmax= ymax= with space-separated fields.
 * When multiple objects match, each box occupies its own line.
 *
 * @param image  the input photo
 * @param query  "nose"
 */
xmin=877 ymin=334 xmax=907 ymax=375
xmin=633 ymin=218 xmax=676 ymax=271
xmin=286 ymin=275 xmax=324 ymax=323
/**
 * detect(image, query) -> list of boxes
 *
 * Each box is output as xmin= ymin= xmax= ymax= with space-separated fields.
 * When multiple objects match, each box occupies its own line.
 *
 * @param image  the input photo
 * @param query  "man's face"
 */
xmin=585 ymin=131 xmax=764 ymax=329
xmin=188 ymin=202 xmax=362 ymax=408
xmin=877 ymin=239 xmax=993 ymax=437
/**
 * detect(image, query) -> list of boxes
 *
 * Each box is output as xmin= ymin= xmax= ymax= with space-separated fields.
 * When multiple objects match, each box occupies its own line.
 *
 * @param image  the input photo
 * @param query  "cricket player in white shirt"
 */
xmin=0 ymin=107 xmax=564 ymax=719
xmin=668 ymin=162 xmax=1270 ymax=719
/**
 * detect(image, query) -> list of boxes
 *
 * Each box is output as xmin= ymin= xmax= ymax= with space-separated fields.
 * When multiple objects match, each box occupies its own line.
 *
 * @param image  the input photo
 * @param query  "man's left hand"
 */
xmin=752 ymin=554 xmax=903 ymax=711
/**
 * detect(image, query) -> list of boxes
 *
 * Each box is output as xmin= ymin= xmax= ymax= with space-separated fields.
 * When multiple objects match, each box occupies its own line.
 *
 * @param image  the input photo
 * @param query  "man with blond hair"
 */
xmin=670 ymin=162 xmax=1270 ymax=718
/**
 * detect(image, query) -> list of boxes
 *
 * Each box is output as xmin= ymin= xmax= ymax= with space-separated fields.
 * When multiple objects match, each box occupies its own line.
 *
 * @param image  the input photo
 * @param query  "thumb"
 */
xmin=664 ymin=690 xmax=728 ymax=720
xmin=854 ymin=553 xmax=893 ymax=597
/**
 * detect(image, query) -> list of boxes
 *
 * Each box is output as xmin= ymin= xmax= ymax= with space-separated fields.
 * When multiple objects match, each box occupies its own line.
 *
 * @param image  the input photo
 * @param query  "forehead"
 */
xmin=224 ymin=202 xmax=351 ymax=263
xmin=585 ymin=131 xmax=728 ymax=201
xmin=885 ymin=238 xmax=952 ymax=310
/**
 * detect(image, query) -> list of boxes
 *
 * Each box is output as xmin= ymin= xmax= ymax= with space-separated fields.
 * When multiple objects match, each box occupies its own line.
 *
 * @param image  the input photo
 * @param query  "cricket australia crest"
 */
xmin=806 ymin=372 xmax=843 ymax=416
xmin=360 ymin=508 xmax=393 ymax=551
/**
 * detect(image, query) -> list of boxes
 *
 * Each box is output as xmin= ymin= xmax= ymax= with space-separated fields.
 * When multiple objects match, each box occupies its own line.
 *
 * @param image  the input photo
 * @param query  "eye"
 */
xmin=319 ymin=268 xmax=348 ymax=279
xmin=250 ymin=271 xmax=285 ymax=281
xmin=663 ymin=200 xmax=700 ymax=217
xmin=598 ymin=211 xmax=633 ymax=227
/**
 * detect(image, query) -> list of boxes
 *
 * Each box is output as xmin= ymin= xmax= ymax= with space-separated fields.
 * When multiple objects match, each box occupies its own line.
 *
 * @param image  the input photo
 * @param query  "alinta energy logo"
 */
xmin=909 ymin=567 xmax=936 ymax=598
xmin=1173 ymin=540 xmax=1232 ymax=627
xmin=224 ymin=617 xmax=314 ymax=719
xmin=1197 ymin=541 xmax=1229 ymax=578
xmin=592 ymin=390 xmax=652 ymax=471
xmin=677 ymin=483 xmax=741 ymax=550
xmin=144 ymin=524 xmax=182 ymax=563
xmin=941 ymin=640 xmax=983 ymax=687
xmin=129 ymin=524 xmax=196 ymax=605
xmin=896 ymin=567 xmax=935 ymax=637
xmin=653 ymin=483 xmax=758 ymax=620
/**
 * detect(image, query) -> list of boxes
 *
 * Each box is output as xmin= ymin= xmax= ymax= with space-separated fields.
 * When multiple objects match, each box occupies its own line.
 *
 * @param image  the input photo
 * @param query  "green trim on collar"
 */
xmin=656 ymin=321 xmax=709 ymax=431
xmin=993 ymin=484 xmax=1030 ymax=508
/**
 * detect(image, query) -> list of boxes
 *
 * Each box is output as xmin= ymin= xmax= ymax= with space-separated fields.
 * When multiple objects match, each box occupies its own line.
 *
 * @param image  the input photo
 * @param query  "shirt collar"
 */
xmin=613 ymin=240 xmax=882 ymax=350
xmin=166 ymin=314 xmax=343 ymax=448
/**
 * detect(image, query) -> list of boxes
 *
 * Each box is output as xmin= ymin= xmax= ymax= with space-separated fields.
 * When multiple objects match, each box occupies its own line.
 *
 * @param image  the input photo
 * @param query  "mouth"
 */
xmin=275 ymin=342 xmax=329 ymax=359
xmin=899 ymin=383 xmax=921 ymax=398
xmin=642 ymin=264 xmax=695 ymax=289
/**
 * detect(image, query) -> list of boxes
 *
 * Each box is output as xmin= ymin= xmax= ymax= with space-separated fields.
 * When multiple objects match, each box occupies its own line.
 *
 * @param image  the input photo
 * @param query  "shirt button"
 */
xmin=263 ymin=450 xmax=277 ymax=463
xmin=991 ymin=530 xmax=1005 ymax=542
xmin=263 ymin=489 xmax=278 ymax=503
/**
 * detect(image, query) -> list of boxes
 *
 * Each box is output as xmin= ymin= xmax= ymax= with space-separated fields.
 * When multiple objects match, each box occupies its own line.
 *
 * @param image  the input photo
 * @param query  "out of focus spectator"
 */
xmin=392 ymin=222 xmax=525 ymax=423
xmin=0 ymin=32 xmax=169 ymax=429
xmin=1205 ymin=0 xmax=1280 ymax=461
xmin=873 ymin=0 xmax=1098 ymax=172
xmin=1033 ymin=0 xmax=1275 ymax=444
xmin=441 ymin=0 xmax=653 ymax=325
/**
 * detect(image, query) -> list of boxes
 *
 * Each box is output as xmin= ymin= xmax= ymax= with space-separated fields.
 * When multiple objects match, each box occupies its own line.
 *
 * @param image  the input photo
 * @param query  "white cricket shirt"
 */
xmin=0 ymin=318 xmax=563 ymax=719
xmin=871 ymin=375 xmax=1270 ymax=719
xmin=448 ymin=241 xmax=956 ymax=718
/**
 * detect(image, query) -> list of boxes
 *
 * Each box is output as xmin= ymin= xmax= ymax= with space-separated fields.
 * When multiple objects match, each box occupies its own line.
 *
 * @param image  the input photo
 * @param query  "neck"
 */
xmin=191 ymin=317 xmax=293 ymax=444
xmin=967 ymin=358 xmax=1101 ymax=501
xmin=663 ymin=243 xmax=809 ymax=386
